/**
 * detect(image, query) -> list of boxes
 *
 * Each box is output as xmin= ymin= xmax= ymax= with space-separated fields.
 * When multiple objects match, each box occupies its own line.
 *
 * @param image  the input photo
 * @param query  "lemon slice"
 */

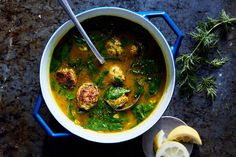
xmin=153 ymin=130 xmax=166 ymax=152
xmin=167 ymin=125 xmax=202 ymax=145
xmin=155 ymin=141 xmax=189 ymax=157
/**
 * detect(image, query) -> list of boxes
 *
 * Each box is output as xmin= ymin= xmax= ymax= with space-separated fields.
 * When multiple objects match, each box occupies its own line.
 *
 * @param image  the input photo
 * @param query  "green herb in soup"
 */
xmin=84 ymin=99 xmax=127 ymax=131
xmin=132 ymin=102 xmax=155 ymax=123
xmin=134 ymin=79 xmax=144 ymax=98
xmin=104 ymin=87 xmax=130 ymax=100
xmin=95 ymin=70 xmax=109 ymax=87
xmin=49 ymin=16 xmax=166 ymax=132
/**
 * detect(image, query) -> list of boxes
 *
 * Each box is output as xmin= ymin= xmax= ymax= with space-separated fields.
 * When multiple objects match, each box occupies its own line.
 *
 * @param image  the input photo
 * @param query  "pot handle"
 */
xmin=137 ymin=11 xmax=184 ymax=58
xmin=33 ymin=94 xmax=72 ymax=137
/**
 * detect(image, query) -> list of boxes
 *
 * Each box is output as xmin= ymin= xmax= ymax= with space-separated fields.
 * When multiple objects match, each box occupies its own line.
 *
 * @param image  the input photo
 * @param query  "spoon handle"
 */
xmin=58 ymin=0 xmax=105 ymax=64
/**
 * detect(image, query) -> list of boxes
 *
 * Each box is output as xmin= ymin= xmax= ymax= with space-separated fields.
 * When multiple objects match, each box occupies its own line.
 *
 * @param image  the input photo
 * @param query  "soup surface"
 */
xmin=50 ymin=16 xmax=166 ymax=132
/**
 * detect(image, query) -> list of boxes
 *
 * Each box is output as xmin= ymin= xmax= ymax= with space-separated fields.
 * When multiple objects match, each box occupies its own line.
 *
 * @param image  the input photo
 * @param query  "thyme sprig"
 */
xmin=177 ymin=10 xmax=236 ymax=100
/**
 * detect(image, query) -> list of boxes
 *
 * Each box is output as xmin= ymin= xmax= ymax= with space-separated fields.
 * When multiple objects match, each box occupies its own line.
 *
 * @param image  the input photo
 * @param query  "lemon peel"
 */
xmin=153 ymin=130 xmax=166 ymax=152
xmin=167 ymin=125 xmax=202 ymax=145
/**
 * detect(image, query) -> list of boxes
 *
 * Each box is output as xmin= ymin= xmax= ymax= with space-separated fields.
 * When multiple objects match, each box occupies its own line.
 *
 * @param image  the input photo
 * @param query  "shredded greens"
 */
xmin=134 ymin=79 xmax=144 ymax=98
xmin=58 ymin=85 xmax=75 ymax=100
xmin=95 ymin=70 xmax=109 ymax=87
xmin=68 ymin=102 xmax=75 ymax=121
xmin=50 ymin=42 xmax=72 ymax=72
xmin=84 ymin=100 xmax=127 ymax=131
xmin=86 ymin=57 xmax=99 ymax=76
xmin=50 ymin=78 xmax=75 ymax=101
xmin=131 ymin=59 xmax=156 ymax=75
xmin=132 ymin=102 xmax=155 ymax=123
xmin=147 ymin=77 xmax=161 ymax=95
xmin=131 ymin=59 xmax=161 ymax=95
xmin=50 ymin=78 xmax=57 ymax=91
xmin=104 ymin=87 xmax=130 ymax=100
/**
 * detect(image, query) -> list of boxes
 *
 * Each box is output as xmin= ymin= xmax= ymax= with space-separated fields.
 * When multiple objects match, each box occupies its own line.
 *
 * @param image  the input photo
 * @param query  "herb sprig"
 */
xmin=197 ymin=76 xmax=217 ymax=99
xmin=208 ymin=57 xmax=230 ymax=68
xmin=177 ymin=10 xmax=236 ymax=100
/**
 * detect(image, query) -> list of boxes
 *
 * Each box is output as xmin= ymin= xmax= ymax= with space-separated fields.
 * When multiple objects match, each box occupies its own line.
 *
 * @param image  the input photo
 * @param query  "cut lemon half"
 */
xmin=155 ymin=141 xmax=189 ymax=157
xmin=153 ymin=130 xmax=166 ymax=152
xmin=167 ymin=125 xmax=202 ymax=145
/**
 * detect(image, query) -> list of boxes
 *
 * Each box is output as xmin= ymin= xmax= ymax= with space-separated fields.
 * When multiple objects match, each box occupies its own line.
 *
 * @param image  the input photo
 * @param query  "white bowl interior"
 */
xmin=40 ymin=7 xmax=175 ymax=143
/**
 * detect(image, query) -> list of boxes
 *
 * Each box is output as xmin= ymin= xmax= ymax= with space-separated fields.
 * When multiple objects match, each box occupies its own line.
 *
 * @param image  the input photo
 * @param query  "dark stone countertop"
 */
xmin=0 ymin=0 xmax=236 ymax=157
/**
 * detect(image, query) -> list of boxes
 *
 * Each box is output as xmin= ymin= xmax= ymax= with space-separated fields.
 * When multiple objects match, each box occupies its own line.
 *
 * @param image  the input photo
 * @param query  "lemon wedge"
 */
xmin=155 ymin=141 xmax=189 ymax=157
xmin=167 ymin=125 xmax=202 ymax=145
xmin=153 ymin=130 xmax=166 ymax=152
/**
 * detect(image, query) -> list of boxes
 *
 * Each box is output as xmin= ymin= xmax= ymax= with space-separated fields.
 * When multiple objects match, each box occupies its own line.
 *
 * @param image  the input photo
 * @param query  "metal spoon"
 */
xmin=58 ymin=0 xmax=105 ymax=64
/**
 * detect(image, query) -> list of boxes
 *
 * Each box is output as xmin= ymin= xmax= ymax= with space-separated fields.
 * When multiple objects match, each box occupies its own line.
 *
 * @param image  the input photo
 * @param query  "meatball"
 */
xmin=109 ymin=66 xmax=125 ymax=82
xmin=77 ymin=83 xmax=99 ymax=110
xmin=106 ymin=38 xmax=123 ymax=56
xmin=129 ymin=45 xmax=138 ymax=55
xmin=106 ymin=95 xmax=128 ymax=109
xmin=56 ymin=68 xmax=77 ymax=88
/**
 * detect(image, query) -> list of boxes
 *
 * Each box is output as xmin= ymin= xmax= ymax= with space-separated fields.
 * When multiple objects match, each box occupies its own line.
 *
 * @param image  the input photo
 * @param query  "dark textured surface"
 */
xmin=0 ymin=0 xmax=236 ymax=157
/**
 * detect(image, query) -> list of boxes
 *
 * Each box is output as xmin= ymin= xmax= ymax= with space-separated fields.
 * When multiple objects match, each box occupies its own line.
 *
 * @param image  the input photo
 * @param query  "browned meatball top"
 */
xmin=56 ymin=68 xmax=77 ymax=88
xmin=77 ymin=83 xmax=99 ymax=110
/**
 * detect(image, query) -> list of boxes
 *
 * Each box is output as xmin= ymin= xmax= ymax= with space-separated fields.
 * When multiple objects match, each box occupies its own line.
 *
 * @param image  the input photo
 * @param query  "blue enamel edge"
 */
xmin=33 ymin=95 xmax=71 ymax=137
xmin=34 ymin=7 xmax=183 ymax=138
xmin=138 ymin=11 xmax=184 ymax=58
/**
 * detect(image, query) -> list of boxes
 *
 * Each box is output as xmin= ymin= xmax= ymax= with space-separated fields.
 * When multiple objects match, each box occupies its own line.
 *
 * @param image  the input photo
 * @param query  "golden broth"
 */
xmin=50 ymin=16 xmax=166 ymax=132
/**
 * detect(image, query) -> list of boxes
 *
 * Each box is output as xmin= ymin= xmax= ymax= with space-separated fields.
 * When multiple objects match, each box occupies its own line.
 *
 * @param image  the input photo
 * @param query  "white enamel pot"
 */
xmin=34 ymin=7 xmax=183 ymax=143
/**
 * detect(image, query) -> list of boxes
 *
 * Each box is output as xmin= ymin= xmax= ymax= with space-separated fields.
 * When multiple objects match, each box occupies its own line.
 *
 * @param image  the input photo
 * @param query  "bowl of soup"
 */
xmin=40 ymin=7 xmax=182 ymax=143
